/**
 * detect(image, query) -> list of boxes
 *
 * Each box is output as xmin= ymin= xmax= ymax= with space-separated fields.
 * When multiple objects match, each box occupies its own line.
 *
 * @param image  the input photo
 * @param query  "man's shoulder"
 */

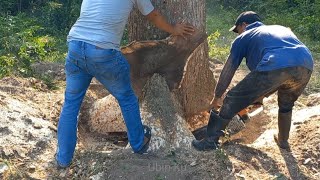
xmin=257 ymin=24 xmax=292 ymax=33
xmin=132 ymin=0 xmax=152 ymax=4
xmin=262 ymin=24 xmax=288 ymax=30
xmin=233 ymin=31 xmax=250 ymax=44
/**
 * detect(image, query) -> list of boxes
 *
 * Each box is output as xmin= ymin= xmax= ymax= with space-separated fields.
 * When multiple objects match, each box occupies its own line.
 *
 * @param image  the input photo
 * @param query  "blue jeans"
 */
xmin=56 ymin=41 xmax=144 ymax=166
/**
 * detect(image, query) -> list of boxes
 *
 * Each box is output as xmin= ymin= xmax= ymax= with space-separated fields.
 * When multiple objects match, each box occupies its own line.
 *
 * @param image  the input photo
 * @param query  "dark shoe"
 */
xmin=274 ymin=111 xmax=292 ymax=150
xmin=192 ymin=137 xmax=219 ymax=151
xmin=192 ymin=111 xmax=230 ymax=151
xmin=193 ymin=110 xmax=242 ymax=139
xmin=192 ymin=126 xmax=207 ymax=140
xmin=135 ymin=125 xmax=151 ymax=154
xmin=47 ymin=153 xmax=71 ymax=178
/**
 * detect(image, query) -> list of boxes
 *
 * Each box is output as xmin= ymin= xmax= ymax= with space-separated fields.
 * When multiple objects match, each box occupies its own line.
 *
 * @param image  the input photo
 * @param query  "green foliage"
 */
xmin=0 ymin=0 xmax=47 ymax=16
xmin=0 ymin=55 xmax=15 ymax=76
xmin=206 ymin=3 xmax=237 ymax=61
xmin=207 ymin=0 xmax=320 ymax=42
xmin=37 ymin=1 xmax=81 ymax=34
xmin=0 ymin=0 xmax=80 ymax=78
xmin=0 ymin=13 xmax=66 ymax=78
xmin=207 ymin=31 xmax=230 ymax=61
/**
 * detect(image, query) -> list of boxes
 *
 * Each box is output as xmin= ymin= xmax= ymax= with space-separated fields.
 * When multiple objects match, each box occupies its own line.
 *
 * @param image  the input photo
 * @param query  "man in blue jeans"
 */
xmin=56 ymin=0 xmax=194 ymax=168
xmin=192 ymin=11 xmax=313 ymax=151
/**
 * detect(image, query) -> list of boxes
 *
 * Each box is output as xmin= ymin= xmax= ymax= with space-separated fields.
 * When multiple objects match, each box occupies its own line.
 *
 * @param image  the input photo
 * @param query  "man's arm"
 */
xmin=214 ymin=55 xmax=238 ymax=98
xmin=146 ymin=9 xmax=194 ymax=38
xmin=212 ymin=55 xmax=239 ymax=109
xmin=212 ymin=37 xmax=244 ymax=109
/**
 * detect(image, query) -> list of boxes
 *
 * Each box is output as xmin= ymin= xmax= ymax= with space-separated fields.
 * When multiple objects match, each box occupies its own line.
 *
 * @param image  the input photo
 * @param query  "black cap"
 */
xmin=229 ymin=11 xmax=261 ymax=33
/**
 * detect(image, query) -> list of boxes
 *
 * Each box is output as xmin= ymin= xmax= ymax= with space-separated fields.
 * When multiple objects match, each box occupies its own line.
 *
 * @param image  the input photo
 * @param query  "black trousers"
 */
xmin=219 ymin=66 xmax=312 ymax=119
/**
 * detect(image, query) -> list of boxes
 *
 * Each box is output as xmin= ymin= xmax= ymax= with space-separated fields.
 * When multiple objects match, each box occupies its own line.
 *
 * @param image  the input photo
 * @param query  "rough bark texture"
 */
xmin=122 ymin=28 xmax=207 ymax=98
xmin=140 ymin=74 xmax=194 ymax=151
xmin=128 ymin=0 xmax=215 ymax=115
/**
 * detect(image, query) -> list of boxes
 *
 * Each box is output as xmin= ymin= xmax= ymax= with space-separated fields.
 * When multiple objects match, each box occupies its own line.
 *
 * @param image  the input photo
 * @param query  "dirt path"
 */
xmin=224 ymin=94 xmax=319 ymax=180
xmin=0 ymin=63 xmax=319 ymax=179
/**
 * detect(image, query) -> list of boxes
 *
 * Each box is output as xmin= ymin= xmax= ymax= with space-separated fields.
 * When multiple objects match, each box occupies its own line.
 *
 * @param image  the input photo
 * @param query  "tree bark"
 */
xmin=139 ymin=74 xmax=195 ymax=150
xmin=128 ymin=0 xmax=215 ymax=115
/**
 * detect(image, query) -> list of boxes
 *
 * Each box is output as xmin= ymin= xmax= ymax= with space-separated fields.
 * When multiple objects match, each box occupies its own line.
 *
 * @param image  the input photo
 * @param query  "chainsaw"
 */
xmin=192 ymin=102 xmax=264 ymax=140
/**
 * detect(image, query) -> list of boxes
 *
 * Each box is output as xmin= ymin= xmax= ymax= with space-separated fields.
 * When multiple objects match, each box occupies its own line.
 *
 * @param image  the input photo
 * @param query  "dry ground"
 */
xmin=0 ymin=62 xmax=319 ymax=180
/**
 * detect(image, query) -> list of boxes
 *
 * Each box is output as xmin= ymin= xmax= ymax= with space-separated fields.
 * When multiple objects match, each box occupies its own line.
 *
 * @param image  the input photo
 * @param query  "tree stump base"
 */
xmin=140 ymin=74 xmax=194 ymax=151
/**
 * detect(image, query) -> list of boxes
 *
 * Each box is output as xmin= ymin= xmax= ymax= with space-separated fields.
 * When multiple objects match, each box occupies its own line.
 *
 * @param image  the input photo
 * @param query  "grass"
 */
xmin=206 ymin=4 xmax=237 ymax=62
xmin=307 ymin=63 xmax=320 ymax=93
xmin=36 ymin=74 xmax=59 ymax=90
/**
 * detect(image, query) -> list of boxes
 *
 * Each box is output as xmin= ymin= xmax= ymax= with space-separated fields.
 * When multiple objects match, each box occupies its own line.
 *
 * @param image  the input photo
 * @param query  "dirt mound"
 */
xmin=0 ymin=76 xmax=48 ymax=94
xmin=47 ymin=149 xmax=233 ymax=179
xmin=292 ymin=115 xmax=320 ymax=177
xmin=0 ymin=83 xmax=59 ymax=179
xmin=306 ymin=93 xmax=320 ymax=106
xmin=31 ymin=62 xmax=65 ymax=81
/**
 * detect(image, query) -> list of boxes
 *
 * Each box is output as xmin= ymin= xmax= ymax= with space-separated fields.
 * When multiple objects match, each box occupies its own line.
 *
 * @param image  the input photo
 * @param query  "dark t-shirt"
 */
xmin=215 ymin=22 xmax=314 ymax=98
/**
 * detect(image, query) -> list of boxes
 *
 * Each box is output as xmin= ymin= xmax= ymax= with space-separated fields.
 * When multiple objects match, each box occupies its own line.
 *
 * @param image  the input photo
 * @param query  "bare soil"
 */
xmin=0 ymin=62 xmax=319 ymax=180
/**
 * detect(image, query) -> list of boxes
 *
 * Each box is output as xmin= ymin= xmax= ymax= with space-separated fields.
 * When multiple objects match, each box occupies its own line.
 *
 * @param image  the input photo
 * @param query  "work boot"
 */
xmin=274 ymin=111 xmax=292 ymax=150
xmin=192 ymin=126 xmax=207 ymax=140
xmin=192 ymin=110 xmax=230 ymax=151
xmin=193 ymin=115 xmax=245 ymax=138
xmin=192 ymin=109 xmax=220 ymax=140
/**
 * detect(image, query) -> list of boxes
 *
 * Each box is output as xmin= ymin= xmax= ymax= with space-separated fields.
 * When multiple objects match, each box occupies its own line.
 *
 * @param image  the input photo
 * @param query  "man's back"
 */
xmin=67 ymin=0 xmax=154 ymax=50
xmin=232 ymin=22 xmax=313 ymax=71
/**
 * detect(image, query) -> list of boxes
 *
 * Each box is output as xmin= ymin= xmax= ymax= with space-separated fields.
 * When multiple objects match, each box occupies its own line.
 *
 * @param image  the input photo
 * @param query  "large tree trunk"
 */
xmin=88 ymin=0 xmax=215 ymax=151
xmin=128 ymin=0 xmax=214 ymax=115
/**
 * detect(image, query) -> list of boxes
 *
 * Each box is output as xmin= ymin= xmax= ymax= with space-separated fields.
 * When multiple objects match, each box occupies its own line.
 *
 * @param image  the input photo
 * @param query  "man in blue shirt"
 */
xmin=56 ymin=0 xmax=194 ymax=168
xmin=192 ymin=11 xmax=313 ymax=151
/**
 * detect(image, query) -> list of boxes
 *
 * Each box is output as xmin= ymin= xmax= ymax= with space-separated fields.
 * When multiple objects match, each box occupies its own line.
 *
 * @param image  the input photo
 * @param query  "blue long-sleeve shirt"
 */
xmin=215 ymin=22 xmax=314 ymax=98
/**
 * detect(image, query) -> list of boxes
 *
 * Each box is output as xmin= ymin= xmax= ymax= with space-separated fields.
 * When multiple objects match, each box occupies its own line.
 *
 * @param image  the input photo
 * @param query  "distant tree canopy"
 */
xmin=0 ymin=0 xmax=81 ymax=33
